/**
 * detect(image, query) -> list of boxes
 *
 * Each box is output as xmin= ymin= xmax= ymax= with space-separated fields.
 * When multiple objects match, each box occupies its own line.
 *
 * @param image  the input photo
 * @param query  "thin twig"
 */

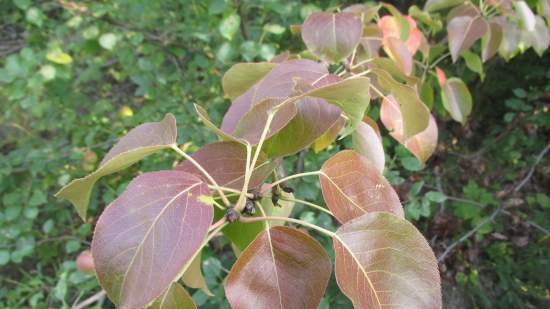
xmin=514 ymin=142 xmax=550 ymax=192
xmin=71 ymin=290 xmax=106 ymax=309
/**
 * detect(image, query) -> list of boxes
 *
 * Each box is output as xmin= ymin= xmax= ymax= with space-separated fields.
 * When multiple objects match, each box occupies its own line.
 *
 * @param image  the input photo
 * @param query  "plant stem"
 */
xmin=351 ymin=57 xmax=375 ymax=70
xmin=429 ymin=52 xmax=450 ymax=69
xmin=280 ymin=196 xmax=334 ymax=217
xmin=208 ymin=185 xmax=253 ymax=198
xmin=239 ymin=216 xmax=336 ymax=237
xmin=209 ymin=217 xmax=227 ymax=232
xmin=263 ymin=170 xmax=322 ymax=193
xmin=171 ymin=144 xmax=230 ymax=206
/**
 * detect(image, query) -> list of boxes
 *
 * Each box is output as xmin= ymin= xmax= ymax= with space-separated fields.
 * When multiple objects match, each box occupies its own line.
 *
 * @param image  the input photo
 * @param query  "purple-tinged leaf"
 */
xmin=91 ymin=171 xmax=212 ymax=309
xmin=446 ymin=3 xmax=479 ymax=21
xmin=441 ymin=77 xmax=472 ymax=125
xmin=352 ymin=118 xmax=385 ymax=173
xmin=381 ymin=96 xmax=438 ymax=163
xmin=194 ymin=104 xmax=243 ymax=144
xmin=447 ymin=15 xmax=488 ymax=62
xmin=225 ymin=226 xmax=331 ymax=309
xmin=481 ymin=20 xmax=503 ymax=62
xmin=222 ymin=62 xmax=277 ymax=100
xmin=301 ymin=12 xmax=362 ymax=63
xmin=56 ymin=114 xmax=177 ymax=219
xmin=320 ymin=150 xmax=403 ymax=223
xmin=150 ymin=283 xmax=196 ymax=309
xmin=175 ymin=141 xmax=276 ymax=190
xmin=333 ymin=212 xmax=442 ymax=309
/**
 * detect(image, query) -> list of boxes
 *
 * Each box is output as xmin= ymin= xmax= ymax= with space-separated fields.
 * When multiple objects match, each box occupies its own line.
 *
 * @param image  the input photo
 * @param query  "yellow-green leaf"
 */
xmin=46 ymin=49 xmax=73 ymax=65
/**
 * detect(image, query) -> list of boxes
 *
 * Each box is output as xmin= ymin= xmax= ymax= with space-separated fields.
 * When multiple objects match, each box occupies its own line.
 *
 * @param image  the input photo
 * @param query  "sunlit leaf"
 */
xmin=55 ymin=114 xmax=177 ymax=219
xmin=447 ymin=15 xmax=488 ymax=62
xmin=46 ymin=49 xmax=73 ymax=64
xmin=92 ymin=171 xmax=213 ymax=309
xmin=423 ymin=0 xmax=462 ymax=12
xmin=352 ymin=118 xmax=385 ymax=173
xmin=175 ymin=141 xmax=276 ymax=190
xmin=313 ymin=116 xmax=345 ymax=153
xmin=382 ymin=37 xmax=413 ymax=75
xmin=150 ymin=283 xmax=196 ymax=309
xmin=521 ymin=16 xmax=550 ymax=56
xmin=301 ymin=12 xmax=362 ymax=63
xmin=182 ymin=252 xmax=212 ymax=296
xmin=381 ymin=96 xmax=438 ymax=163
xmin=320 ymin=150 xmax=403 ymax=223
xmin=226 ymin=226 xmax=331 ymax=309
xmin=498 ymin=18 xmax=522 ymax=60
xmin=514 ymin=1 xmax=536 ymax=31
xmin=222 ymin=62 xmax=277 ymax=100
xmin=378 ymin=15 xmax=422 ymax=54
xmin=481 ymin=21 xmax=503 ymax=62
xmin=441 ymin=77 xmax=472 ymax=125
xmin=333 ymin=212 xmax=442 ymax=309
xmin=462 ymin=51 xmax=484 ymax=80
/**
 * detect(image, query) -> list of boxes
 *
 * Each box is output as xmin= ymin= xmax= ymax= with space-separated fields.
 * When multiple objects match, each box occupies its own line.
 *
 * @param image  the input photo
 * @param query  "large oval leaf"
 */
xmin=301 ymin=12 xmax=362 ymax=63
xmin=92 ymin=171 xmax=213 ymax=309
xmin=333 ymin=212 xmax=442 ymax=309
xmin=175 ymin=141 xmax=277 ymax=190
xmin=320 ymin=150 xmax=403 ymax=223
xmin=223 ymin=62 xmax=277 ymax=100
xmin=56 ymin=114 xmax=177 ymax=219
xmin=225 ymin=226 xmax=331 ymax=309
xmin=441 ymin=77 xmax=472 ymax=125
xmin=447 ymin=15 xmax=488 ymax=62
xmin=150 ymin=283 xmax=196 ymax=309
xmin=352 ymin=118 xmax=385 ymax=173
xmin=481 ymin=20 xmax=503 ymax=62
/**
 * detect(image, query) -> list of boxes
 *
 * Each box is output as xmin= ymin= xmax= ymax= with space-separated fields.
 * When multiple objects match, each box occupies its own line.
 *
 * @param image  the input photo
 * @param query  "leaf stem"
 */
xmin=262 ymin=170 xmax=322 ymax=193
xmin=208 ymin=185 xmax=254 ymax=198
xmin=239 ymin=216 xmax=336 ymax=238
xmin=209 ymin=217 xmax=227 ymax=232
xmin=280 ymin=196 xmax=334 ymax=217
xmin=171 ymin=144 xmax=230 ymax=206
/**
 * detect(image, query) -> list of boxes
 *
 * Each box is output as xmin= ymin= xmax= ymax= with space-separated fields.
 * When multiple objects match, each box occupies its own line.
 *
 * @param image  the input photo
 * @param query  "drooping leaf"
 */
xmin=320 ymin=150 xmax=403 ymax=223
xmin=182 ymin=252 xmax=212 ymax=296
xmin=91 ymin=171 xmax=213 ymax=309
xmin=222 ymin=62 xmax=277 ymax=100
xmin=371 ymin=68 xmax=430 ymax=139
xmin=423 ymin=0 xmax=463 ymax=12
xmin=514 ymin=1 xmax=536 ymax=31
xmin=55 ymin=114 xmax=177 ymax=219
xmin=225 ymin=226 xmax=331 ymax=309
xmin=352 ymin=118 xmax=385 ymax=173
xmin=301 ymin=12 xmax=362 ymax=63
xmin=441 ymin=77 xmax=472 ymax=125
xmin=498 ymin=18 xmax=522 ymax=60
xmin=175 ymin=141 xmax=277 ymax=190
xmin=447 ymin=15 xmax=488 ymax=62
xmin=481 ymin=20 xmax=503 ymax=62
xmin=382 ymin=37 xmax=413 ymax=75
xmin=150 ymin=283 xmax=196 ymax=309
xmin=333 ymin=212 xmax=442 ymax=309
xmin=313 ymin=116 xmax=345 ymax=153
xmin=380 ymin=96 xmax=438 ymax=163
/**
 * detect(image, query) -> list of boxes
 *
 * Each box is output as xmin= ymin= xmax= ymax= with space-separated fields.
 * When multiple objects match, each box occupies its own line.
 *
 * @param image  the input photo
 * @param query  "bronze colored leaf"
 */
xmin=382 ymin=37 xmax=413 ymax=75
xmin=447 ymin=15 xmax=488 ymax=62
xmin=175 ymin=141 xmax=276 ymax=190
xmin=301 ymin=12 xmax=362 ymax=63
xmin=320 ymin=150 xmax=403 ymax=223
xmin=150 ymin=283 xmax=196 ymax=309
xmin=352 ymin=118 xmax=385 ymax=173
xmin=92 ymin=171 xmax=213 ymax=309
xmin=225 ymin=226 xmax=331 ymax=309
xmin=222 ymin=62 xmax=277 ymax=100
xmin=333 ymin=212 xmax=442 ymax=309
xmin=55 ymin=114 xmax=177 ymax=219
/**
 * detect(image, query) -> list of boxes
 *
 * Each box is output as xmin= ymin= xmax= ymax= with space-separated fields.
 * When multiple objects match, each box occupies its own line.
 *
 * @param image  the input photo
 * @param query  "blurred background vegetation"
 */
xmin=1 ymin=0 xmax=549 ymax=308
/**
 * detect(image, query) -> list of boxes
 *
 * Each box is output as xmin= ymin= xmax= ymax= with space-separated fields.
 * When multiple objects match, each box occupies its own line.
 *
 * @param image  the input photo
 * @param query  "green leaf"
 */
xmin=99 ymin=33 xmax=118 ymax=50
xmin=481 ymin=21 xmax=503 ymax=62
xmin=219 ymin=13 xmax=241 ymax=40
xmin=92 ymin=171 xmax=212 ymax=309
xmin=222 ymin=62 xmax=277 ymax=100
xmin=441 ymin=77 xmax=472 ymax=125
xmin=55 ymin=114 xmax=177 ymax=219
xmin=225 ymin=227 xmax=331 ymax=309
xmin=401 ymin=156 xmax=423 ymax=171
xmin=150 ymin=283 xmax=197 ymax=309
xmin=462 ymin=50 xmax=484 ymax=80
xmin=263 ymin=24 xmax=285 ymax=34
xmin=46 ymin=49 xmax=73 ymax=65
xmin=333 ymin=212 xmax=442 ymax=309
xmin=426 ymin=191 xmax=447 ymax=203
xmin=424 ymin=0 xmax=463 ymax=12
xmin=182 ymin=252 xmax=213 ymax=296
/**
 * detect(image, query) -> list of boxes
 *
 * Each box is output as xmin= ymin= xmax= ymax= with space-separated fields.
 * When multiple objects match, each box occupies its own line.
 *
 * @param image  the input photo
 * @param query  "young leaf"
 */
xmin=175 ymin=141 xmax=276 ymax=190
xmin=55 ymin=114 xmax=177 ymax=219
xmin=382 ymin=37 xmax=413 ymax=75
xmin=481 ymin=21 xmax=503 ymax=62
xmin=182 ymin=252 xmax=212 ymax=296
xmin=381 ymin=96 xmax=438 ymax=163
xmin=378 ymin=15 xmax=422 ymax=54
xmin=333 ymin=212 xmax=442 ymax=309
xmin=91 ymin=171 xmax=213 ymax=309
xmin=352 ymin=118 xmax=385 ymax=173
xmin=222 ymin=62 xmax=277 ymax=100
xmin=225 ymin=226 xmax=331 ymax=309
xmin=441 ymin=77 xmax=472 ymax=125
xmin=150 ymin=283 xmax=196 ymax=309
xmin=301 ymin=12 xmax=362 ymax=63
xmin=320 ymin=150 xmax=403 ymax=223
xmin=447 ymin=15 xmax=488 ymax=62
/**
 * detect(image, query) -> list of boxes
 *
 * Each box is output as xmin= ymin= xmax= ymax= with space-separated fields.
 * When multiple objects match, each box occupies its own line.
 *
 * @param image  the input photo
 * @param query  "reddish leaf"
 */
xmin=424 ymin=0 xmax=462 ymax=12
xmin=56 ymin=114 xmax=178 ymax=219
xmin=381 ymin=95 xmax=438 ymax=163
xmin=92 ymin=171 xmax=212 ymax=309
xmin=150 ymin=283 xmax=196 ymax=309
xmin=76 ymin=250 xmax=95 ymax=273
xmin=435 ymin=67 xmax=446 ymax=87
xmin=352 ymin=118 xmax=385 ymax=173
xmin=447 ymin=15 xmax=488 ymax=62
xmin=382 ymin=37 xmax=413 ymax=75
xmin=333 ymin=212 xmax=442 ymax=309
xmin=225 ymin=226 xmax=331 ymax=309
xmin=482 ymin=21 xmax=503 ymax=62
xmin=378 ymin=15 xmax=422 ymax=54
xmin=175 ymin=141 xmax=276 ymax=190
xmin=320 ymin=150 xmax=403 ymax=223
xmin=301 ymin=12 xmax=362 ymax=63
xmin=222 ymin=62 xmax=277 ymax=100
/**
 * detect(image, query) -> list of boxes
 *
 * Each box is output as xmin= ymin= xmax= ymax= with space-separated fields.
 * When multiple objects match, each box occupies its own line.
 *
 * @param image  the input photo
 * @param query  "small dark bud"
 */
xmin=226 ymin=207 xmax=240 ymax=222
xmin=243 ymin=199 xmax=256 ymax=215
xmin=280 ymin=184 xmax=294 ymax=193
xmin=250 ymin=189 xmax=262 ymax=201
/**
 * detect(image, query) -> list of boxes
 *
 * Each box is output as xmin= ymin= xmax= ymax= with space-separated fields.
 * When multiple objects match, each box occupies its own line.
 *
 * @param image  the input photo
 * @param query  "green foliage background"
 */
xmin=1 ymin=0 xmax=549 ymax=308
